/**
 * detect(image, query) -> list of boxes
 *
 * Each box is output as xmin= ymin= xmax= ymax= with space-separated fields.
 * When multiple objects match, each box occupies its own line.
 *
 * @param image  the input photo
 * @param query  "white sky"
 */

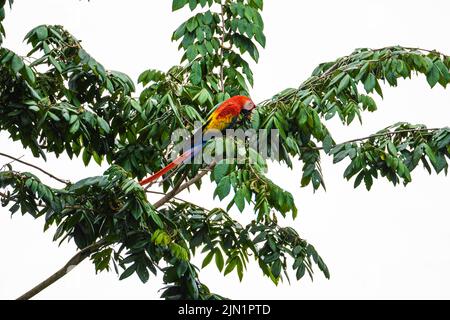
xmin=1 ymin=0 xmax=450 ymax=299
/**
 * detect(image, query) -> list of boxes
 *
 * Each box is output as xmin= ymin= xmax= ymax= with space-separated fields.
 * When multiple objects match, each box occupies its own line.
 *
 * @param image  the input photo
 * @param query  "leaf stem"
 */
xmin=153 ymin=161 xmax=216 ymax=209
xmin=0 ymin=152 xmax=70 ymax=185
xmin=310 ymin=127 xmax=442 ymax=151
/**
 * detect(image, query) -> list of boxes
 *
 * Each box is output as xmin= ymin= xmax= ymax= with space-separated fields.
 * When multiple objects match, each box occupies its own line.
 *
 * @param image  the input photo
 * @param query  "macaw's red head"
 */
xmin=232 ymin=95 xmax=256 ymax=119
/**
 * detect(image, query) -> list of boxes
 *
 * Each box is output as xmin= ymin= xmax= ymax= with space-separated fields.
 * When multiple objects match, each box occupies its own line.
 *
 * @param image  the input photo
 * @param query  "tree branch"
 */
xmin=16 ymin=239 xmax=107 ymax=300
xmin=0 ymin=154 xmax=24 ymax=171
xmin=308 ymin=46 xmax=449 ymax=89
xmin=146 ymin=190 xmax=189 ymax=205
xmin=309 ymin=127 xmax=442 ymax=151
xmin=146 ymin=190 xmax=211 ymax=212
xmin=0 ymin=152 xmax=70 ymax=185
xmin=153 ymin=161 xmax=216 ymax=209
xmin=16 ymin=161 xmax=215 ymax=299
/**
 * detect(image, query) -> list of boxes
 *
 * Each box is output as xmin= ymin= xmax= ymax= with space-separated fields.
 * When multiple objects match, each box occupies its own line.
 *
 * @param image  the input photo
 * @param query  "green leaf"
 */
xmin=170 ymin=243 xmax=189 ymax=261
xmin=337 ymin=74 xmax=351 ymax=93
xmin=252 ymin=0 xmax=263 ymax=9
xmin=190 ymin=61 xmax=202 ymax=85
xmin=353 ymin=171 xmax=365 ymax=189
xmin=296 ymin=263 xmax=306 ymax=280
xmin=11 ymin=54 xmax=24 ymax=73
xmin=172 ymin=0 xmax=188 ymax=11
xmin=188 ymin=275 xmax=199 ymax=299
xmin=317 ymin=256 xmax=330 ymax=279
xmin=203 ymin=11 xmax=213 ymax=24
xmin=424 ymin=144 xmax=437 ymax=165
xmin=97 ymin=117 xmax=110 ymax=134
xmin=189 ymin=0 xmax=197 ymax=10
xmin=364 ymin=173 xmax=373 ymax=191
xmin=271 ymin=260 xmax=282 ymax=278
xmin=186 ymin=45 xmax=198 ymax=62
xmin=202 ymin=250 xmax=215 ymax=268
xmin=427 ymin=64 xmax=440 ymax=88
xmin=35 ymin=25 xmax=48 ymax=40
xmin=119 ymin=264 xmax=137 ymax=280
xmin=48 ymin=56 xmax=62 ymax=73
xmin=322 ymin=135 xmax=334 ymax=154
xmin=293 ymin=245 xmax=303 ymax=256
xmin=136 ymin=264 xmax=150 ymax=283
xmin=69 ymin=120 xmax=80 ymax=134
xmin=47 ymin=112 xmax=60 ymax=122
xmin=213 ymin=162 xmax=229 ymax=183
xmin=195 ymin=28 xmax=205 ymax=43
xmin=387 ymin=141 xmax=397 ymax=156
xmin=234 ymin=189 xmax=245 ymax=212
xmin=82 ymin=148 xmax=91 ymax=166
xmin=186 ymin=18 xmax=198 ymax=32
xmin=176 ymin=261 xmax=188 ymax=277
xmin=214 ymin=176 xmax=231 ymax=200
xmin=172 ymin=22 xmax=186 ymax=41
xmin=215 ymin=249 xmax=224 ymax=271
xmin=224 ymin=258 xmax=237 ymax=276
xmin=196 ymin=88 xmax=210 ymax=105
xmin=149 ymin=208 xmax=164 ymax=229
xmin=364 ymin=73 xmax=376 ymax=93
xmin=236 ymin=72 xmax=249 ymax=92
xmin=254 ymin=27 xmax=266 ymax=47
xmin=21 ymin=65 xmax=35 ymax=84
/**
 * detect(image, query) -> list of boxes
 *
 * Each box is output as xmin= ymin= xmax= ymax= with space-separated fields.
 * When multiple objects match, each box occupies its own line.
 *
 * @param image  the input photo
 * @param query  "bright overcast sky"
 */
xmin=1 ymin=0 xmax=450 ymax=299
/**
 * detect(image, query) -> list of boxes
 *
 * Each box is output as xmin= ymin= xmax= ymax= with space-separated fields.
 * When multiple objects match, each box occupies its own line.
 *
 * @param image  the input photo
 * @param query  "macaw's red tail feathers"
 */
xmin=139 ymin=145 xmax=202 ymax=186
xmin=139 ymin=160 xmax=179 ymax=186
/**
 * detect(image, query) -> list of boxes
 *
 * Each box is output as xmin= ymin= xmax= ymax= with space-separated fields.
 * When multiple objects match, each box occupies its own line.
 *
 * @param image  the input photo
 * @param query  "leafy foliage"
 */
xmin=172 ymin=0 xmax=265 ymax=95
xmin=0 ymin=0 xmax=13 ymax=45
xmin=0 ymin=24 xmax=138 ymax=163
xmin=331 ymin=123 xmax=450 ymax=190
xmin=0 ymin=165 xmax=218 ymax=299
xmin=258 ymin=46 xmax=450 ymax=190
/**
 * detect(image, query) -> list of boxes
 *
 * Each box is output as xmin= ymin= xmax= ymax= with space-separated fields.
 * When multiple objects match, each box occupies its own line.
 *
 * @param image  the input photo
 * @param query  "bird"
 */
xmin=139 ymin=95 xmax=256 ymax=186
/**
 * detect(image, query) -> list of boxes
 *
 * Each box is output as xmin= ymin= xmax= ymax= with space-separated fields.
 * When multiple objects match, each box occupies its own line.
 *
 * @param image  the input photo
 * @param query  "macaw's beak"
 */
xmin=242 ymin=108 xmax=253 ymax=120
xmin=248 ymin=106 xmax=257 ymax=119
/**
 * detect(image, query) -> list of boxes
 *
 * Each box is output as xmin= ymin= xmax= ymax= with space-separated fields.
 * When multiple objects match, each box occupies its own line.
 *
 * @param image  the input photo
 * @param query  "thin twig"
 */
xmin=0 ymin=154 xmax=24 ymax=171
xmin=372 ymin=46 xmax=448 ymax=57
xmin=146 ymin=190 xmax=188 ymax=203
xmin=0 ymin=152 xmax=70 ymax=185
xmin=146 ymin=190 xmax=210 ymax=212
xmin=153 ymin=161 xmax=216 ymax=209
xmin=308 ymin=127 xmax=441 ymax=151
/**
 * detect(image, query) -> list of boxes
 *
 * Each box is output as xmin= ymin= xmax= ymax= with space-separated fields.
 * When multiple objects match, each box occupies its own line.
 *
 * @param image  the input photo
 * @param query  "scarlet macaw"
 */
xmin=139 ymin=95 xmax=256 ymax=186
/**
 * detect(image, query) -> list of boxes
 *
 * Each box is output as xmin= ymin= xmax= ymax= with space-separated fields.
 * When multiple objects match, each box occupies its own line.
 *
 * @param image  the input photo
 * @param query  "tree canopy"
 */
xmin=0 ymin=0 xmax=449 ymax=300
